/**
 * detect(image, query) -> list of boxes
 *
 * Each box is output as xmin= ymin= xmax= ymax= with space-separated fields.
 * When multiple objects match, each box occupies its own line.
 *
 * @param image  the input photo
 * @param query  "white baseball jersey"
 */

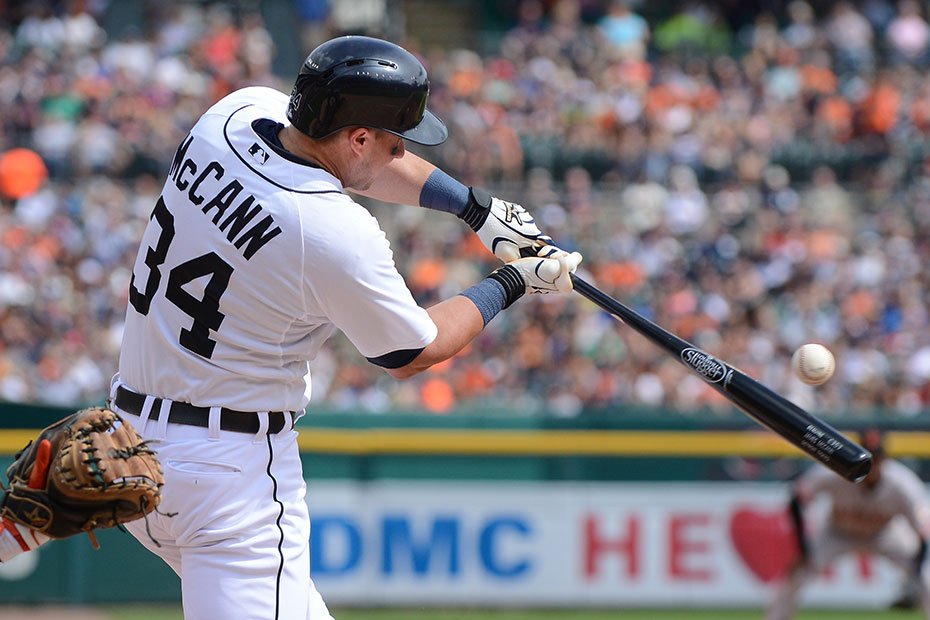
xmin=119 ymin=86 xmax=437 ymax=412
xmin=800 ymin=460 xmax=930 ymax=538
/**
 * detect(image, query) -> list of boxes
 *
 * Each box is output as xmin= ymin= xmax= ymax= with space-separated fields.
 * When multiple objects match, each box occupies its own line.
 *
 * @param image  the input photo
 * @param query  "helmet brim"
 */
xmin=394 ymin=109 xmax=448 ymax=146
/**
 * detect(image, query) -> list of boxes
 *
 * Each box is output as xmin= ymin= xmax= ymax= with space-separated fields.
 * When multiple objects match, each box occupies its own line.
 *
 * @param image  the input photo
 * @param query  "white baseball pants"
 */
xmin=112 ymin=392 xmax=334 ymax=620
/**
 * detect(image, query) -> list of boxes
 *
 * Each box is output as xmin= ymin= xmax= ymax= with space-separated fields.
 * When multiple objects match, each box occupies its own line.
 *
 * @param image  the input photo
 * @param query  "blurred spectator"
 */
xmin=597 ymin=0 xmax=649 ymax=60
xmin=2 ymin=1 xmax=930 ymax=421
xmin=825 ymin=2 xmax=875 ymax=76
xmin=782 ymin=1 xmax=819 ymax=53
xmin=653 ymin=3 xmax=731 ymax=56
xmin=328 ymin=0 xmax=387 ymax=37
xmin=885 ymin=0 xmax=930 ymax=66
xmin=15 ymin=2 xmax=65 ymax=52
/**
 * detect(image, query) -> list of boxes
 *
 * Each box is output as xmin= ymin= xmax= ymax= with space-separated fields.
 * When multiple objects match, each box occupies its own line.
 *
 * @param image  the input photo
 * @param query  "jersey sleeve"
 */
xmin=303 ymin=200 xmax=438 ymax=360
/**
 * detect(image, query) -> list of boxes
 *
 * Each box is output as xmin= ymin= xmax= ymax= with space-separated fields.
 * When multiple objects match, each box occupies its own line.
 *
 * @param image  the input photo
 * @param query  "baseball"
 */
xmin=791 ymin=344 xmax=835 ymax=386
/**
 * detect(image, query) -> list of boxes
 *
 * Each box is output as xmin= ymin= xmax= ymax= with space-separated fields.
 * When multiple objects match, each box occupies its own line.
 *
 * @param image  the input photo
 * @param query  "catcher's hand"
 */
xmin=1 ymin=407 xmax=164 ymax=545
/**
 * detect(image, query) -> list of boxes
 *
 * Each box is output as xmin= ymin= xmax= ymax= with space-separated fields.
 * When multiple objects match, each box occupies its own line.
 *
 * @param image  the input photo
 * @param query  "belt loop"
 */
xmin=106 ymin=375 xmax=120 ymax=410
xmin=153 ymin=398 xmax=171 ymax=440
xmin=254 ymin=411 xmax=269 ymax=443
xmin=139 ymin=396 xmax=154 ymax=422
xmin=134 ymin=394 xmax=156 ymax=437
xmin=208 ymin=406 xmax=222 ymax=440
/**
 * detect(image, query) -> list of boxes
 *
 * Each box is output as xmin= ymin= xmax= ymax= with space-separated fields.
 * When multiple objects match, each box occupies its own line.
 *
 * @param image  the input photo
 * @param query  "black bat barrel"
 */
xmin=720 ymin=370 xmax=872 ymax=482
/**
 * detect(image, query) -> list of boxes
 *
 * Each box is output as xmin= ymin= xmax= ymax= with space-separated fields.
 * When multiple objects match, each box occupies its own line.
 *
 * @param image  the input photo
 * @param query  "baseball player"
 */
xmin=104 ymin=35 xmax=581 ymax=620
xmin=765 ymin=429 xmax=930 ymax=620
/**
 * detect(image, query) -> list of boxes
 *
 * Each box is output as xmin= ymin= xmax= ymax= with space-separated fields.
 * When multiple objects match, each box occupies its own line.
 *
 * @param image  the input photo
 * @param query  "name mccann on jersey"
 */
xmin=168 ymin=134 xmax=282 ymax=260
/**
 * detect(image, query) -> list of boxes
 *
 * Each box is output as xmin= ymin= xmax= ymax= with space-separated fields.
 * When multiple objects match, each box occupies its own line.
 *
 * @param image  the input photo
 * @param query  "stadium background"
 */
xmin=2 ymin=0 xmax=930 ymax=617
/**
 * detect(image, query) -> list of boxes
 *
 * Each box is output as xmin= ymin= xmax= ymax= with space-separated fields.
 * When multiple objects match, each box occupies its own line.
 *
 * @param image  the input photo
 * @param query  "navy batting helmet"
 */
xmin=286 ymin=36 xmax=448 ymax=146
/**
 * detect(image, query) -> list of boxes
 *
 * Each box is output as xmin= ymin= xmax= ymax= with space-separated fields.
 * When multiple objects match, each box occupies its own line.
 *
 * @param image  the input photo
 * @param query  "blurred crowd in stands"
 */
xmin=2 ymin=0 xmax=930 ymax=421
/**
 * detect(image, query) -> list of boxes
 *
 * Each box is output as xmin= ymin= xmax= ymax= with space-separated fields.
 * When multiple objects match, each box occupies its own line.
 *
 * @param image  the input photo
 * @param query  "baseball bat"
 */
xmin=570 ymin=274 xmax=872 ymax=482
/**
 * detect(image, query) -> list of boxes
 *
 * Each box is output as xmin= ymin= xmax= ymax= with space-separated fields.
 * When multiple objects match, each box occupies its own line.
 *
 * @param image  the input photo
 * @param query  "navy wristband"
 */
xmin=419 ymin=169 xmax=470 ymax=216
xmin=487 ymin=265 xmax=525 ymax=309
xmin=459 ymin=277 xmax=509 ymax=326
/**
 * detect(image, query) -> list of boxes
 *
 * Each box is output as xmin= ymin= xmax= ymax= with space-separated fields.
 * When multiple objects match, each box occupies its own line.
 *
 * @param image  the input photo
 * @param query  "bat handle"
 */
xmin=570 ymin=274 xmax=605 ymax=304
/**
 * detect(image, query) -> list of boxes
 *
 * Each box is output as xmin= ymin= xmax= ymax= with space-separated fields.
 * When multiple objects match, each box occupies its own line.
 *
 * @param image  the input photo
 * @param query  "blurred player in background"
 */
xmin=765 ymin=429 xmax=930 ymax=619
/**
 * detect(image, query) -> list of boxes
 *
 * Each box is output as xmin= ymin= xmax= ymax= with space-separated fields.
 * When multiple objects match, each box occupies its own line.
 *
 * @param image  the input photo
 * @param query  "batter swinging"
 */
xmin=107 ymin=35 xmax=581 ymax=620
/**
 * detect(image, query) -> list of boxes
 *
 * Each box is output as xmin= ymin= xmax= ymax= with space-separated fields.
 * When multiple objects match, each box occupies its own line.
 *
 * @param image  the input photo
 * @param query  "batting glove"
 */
xmin=459 ymin=188 xmax=553 ymax=262
xmin=488 ymin=245 xmax=583 ymax=308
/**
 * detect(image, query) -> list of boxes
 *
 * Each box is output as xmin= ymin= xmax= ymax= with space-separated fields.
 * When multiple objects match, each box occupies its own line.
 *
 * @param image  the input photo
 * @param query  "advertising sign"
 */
xmin=309 ymin=481 xmax=906 ymax=608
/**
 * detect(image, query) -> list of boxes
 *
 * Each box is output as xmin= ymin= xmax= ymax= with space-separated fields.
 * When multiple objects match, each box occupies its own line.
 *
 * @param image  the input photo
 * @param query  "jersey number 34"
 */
xmin=129 ymin=197 xmax=233 ymax=359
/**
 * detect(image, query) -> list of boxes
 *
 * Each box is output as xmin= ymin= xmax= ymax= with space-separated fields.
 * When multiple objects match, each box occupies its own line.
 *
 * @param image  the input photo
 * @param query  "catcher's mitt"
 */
xmin=1 ymin=407 xmax=164 ymax=546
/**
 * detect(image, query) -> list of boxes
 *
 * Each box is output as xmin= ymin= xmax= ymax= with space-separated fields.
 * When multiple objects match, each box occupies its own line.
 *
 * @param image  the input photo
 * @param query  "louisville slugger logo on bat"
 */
xmin=680 ymin=348 xmax=729 ymax=383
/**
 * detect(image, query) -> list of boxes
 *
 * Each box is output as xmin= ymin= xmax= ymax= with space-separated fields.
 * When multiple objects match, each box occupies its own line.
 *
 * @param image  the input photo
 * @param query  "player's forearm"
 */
xmin=384 ymin=295 xmax=485 ymax=380
xmin=386 ymin=248 xmax=580 ymax=380
xmin=360 ymin=154 xmax=558 ymax=266
xmin=788 ymin=491 xmax=808 ymax=561
xmin=354 ymin=152 xmax=439 ymax=207
xmin=355 ymin=152 xmax=475 ymax=217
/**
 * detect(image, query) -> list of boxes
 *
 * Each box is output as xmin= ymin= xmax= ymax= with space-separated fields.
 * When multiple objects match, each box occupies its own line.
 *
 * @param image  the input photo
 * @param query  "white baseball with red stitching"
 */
xmin=791 ymin=343 xmax=836 ymax=386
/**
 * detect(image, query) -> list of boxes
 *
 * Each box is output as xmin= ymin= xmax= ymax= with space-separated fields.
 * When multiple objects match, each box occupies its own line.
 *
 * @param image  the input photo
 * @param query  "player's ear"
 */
xmin=346 ymin=127 xmax=372 ymax=155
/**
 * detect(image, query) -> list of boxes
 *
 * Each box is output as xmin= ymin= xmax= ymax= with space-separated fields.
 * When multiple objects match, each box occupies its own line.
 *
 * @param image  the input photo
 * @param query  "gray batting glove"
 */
xmin=488 ymin=245 xmax=583 ymax=307
xmin=459 ymin=188 xmax=553 ymax=262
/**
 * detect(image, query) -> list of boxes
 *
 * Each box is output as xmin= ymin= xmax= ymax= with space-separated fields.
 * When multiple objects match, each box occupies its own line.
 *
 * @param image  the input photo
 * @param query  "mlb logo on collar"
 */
xmin=249 ymin=142 xmax=269 ymax=165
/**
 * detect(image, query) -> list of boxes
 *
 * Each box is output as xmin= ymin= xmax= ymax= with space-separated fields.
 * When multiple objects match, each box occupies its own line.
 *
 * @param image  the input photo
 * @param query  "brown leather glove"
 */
xmin=1 ymin=407 xmax=164 ymax=544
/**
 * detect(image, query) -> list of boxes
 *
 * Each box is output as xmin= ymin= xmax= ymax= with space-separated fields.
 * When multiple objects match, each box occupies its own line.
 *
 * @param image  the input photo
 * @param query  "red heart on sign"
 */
xmin=729 ymin=506 xmax=799 ymax=583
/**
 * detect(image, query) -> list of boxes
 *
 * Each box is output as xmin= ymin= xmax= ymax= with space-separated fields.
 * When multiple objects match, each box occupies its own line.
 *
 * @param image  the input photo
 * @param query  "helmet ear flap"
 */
xmin=288 ymin=72 xmax=336 ymax=137
xmin=287 ymin=75 xmax=311 ymax=134
xmin=287 ymin=86 xmax=302 ymax=122
xmin=312 ymin=91 xmax=336 ymax=135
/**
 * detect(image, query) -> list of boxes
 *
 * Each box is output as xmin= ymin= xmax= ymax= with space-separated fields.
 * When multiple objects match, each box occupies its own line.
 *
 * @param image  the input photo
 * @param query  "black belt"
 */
xmin=114 ymin=386 xmax=291 ymax=434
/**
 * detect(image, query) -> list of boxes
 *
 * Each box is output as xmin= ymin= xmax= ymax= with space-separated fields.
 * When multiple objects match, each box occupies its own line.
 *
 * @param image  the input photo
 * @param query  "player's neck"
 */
xmin=279 ymin=125 xmax=341 ymax=180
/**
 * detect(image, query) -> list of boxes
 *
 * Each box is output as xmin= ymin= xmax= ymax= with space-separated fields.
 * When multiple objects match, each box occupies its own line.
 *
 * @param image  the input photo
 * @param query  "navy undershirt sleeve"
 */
xmin=418 ymin=169 xmax=470 ymax=216
xmin=366 ymin=347 xmax=426 ymax=369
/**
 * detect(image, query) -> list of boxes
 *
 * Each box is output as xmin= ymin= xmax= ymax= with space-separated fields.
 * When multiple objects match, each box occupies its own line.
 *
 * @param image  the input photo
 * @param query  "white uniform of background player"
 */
xmin=765 ymin=431 xmax=930 ymax=620
xmin=106 ymin=36 xmax=581 ymax=620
